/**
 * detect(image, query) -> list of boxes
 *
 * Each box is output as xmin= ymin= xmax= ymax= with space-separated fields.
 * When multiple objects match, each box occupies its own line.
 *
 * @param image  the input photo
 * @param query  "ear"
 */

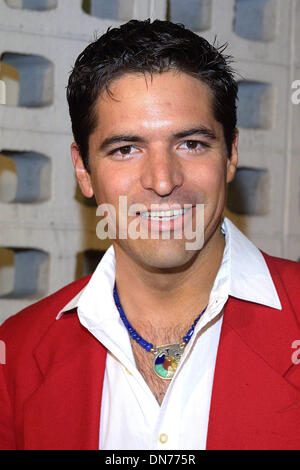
xmin=71 ymin=142 xmax=94 ymax=198
xmin=226 ymin=129 xmax=239 ymax=183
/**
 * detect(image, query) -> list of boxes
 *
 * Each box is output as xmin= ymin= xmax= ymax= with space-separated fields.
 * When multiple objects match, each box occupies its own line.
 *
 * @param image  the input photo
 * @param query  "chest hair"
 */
xmin=128 ymin=310 xmax=223 ymax=405
xmin=129 ymin=322 xmax=188 ymax=406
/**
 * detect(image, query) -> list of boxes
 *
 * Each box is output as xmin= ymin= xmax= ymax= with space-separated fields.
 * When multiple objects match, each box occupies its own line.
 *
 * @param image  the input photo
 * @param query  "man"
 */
xmin=0 ymin=19 xmax=300 ymax=450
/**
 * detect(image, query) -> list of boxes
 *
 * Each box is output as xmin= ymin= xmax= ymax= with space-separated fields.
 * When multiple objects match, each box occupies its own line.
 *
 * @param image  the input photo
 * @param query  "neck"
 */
xmin=113 ymin=221 xmax=225 ymax=329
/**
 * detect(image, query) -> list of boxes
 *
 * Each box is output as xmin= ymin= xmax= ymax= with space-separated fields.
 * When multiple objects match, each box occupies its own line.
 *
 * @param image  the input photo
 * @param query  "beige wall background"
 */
xmin=0 ymin=0 xmax=299 ymax=323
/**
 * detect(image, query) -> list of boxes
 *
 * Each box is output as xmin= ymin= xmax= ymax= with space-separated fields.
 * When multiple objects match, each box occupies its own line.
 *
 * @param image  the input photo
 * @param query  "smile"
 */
xmin=139 ymin=208 xmax=190 ymax=220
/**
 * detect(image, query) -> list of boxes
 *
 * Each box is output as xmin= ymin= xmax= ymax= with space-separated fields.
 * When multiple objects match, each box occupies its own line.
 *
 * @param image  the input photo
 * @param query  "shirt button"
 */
xmin=159 ymin=433 xmax=168 ymax=444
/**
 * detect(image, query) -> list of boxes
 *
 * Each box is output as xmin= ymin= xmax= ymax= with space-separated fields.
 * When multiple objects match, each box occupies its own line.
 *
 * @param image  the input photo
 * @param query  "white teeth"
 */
xmin=140 ymin=208 xmax=189 ymax=219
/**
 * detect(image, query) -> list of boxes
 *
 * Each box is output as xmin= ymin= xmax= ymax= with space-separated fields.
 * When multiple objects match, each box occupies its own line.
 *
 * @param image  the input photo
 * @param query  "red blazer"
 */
xmin=0 ymin=252 xmax=300 ymax=450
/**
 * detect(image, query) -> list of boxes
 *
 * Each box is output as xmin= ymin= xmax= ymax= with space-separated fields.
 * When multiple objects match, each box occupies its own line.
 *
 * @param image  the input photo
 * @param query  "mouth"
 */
xmin=138 ymin=207 xmax=191 ymax=221
xmin=136 ymin=205 xmax=195 ymax=234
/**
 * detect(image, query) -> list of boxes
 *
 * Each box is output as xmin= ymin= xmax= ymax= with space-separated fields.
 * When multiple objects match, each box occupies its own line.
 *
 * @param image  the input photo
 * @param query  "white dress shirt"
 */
xmin=57 ymin=218 xmax=282 ymax=450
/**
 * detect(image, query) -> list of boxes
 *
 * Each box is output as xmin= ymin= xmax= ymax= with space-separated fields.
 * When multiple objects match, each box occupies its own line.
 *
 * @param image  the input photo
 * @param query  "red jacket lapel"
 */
xmin=23 ymin=311 xmax=107 ymax=450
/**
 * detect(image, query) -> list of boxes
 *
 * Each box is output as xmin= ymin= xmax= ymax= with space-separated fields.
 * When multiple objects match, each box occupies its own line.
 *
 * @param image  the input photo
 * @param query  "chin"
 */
xmin=130 ymin=239 xmax=199 ymax=271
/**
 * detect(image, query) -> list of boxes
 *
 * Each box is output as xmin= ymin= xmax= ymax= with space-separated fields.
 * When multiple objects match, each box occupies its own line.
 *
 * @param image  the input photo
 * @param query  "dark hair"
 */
xmin=67 ymin=19 xmax=238 ymax=171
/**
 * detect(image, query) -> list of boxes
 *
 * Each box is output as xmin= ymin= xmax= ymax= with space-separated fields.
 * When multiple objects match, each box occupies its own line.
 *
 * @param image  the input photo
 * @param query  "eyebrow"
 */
xmin=173 ymin=126 xmax=217 ymax=141
xmin=98 ymin=126 xmax=217 ymax=152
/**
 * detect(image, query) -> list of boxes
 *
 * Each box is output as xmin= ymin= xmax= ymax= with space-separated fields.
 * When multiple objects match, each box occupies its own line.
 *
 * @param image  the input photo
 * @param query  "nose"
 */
xmin=140 ymin=146 xmax=184 ymax=197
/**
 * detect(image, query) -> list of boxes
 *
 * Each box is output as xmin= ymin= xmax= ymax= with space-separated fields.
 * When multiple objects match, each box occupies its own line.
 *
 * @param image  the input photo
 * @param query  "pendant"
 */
xmin=153 ymin=343 xmax=185 ymax=380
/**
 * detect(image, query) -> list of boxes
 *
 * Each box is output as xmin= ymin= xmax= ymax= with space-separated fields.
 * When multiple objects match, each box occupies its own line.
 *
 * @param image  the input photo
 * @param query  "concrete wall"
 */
xmin=0 ymin=0 xmax=299 ymax=323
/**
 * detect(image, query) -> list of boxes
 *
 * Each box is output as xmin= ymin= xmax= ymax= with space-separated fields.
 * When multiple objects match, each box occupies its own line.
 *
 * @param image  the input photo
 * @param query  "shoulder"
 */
xmin=0 ymin=275 xmax=91 ymax=345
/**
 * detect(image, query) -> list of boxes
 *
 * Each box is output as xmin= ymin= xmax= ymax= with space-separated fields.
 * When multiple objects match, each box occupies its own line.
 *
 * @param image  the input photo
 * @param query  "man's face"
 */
xmin=72 ymin=71 xmax=238 ymax=270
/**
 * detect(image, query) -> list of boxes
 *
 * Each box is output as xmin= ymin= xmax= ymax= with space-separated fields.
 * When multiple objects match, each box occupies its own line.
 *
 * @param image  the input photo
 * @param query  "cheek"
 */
xmin=191 ymin=158 xmax=226 ymax=195
xmin=90 ymin=163 xmax=134 ymax=204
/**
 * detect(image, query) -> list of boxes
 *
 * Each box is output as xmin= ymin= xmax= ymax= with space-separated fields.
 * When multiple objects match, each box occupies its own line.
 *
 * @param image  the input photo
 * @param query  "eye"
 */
xmin=178 ymin=140 xmax=209 ymax=153
xmin=108 ymin=145 xmax=138 ymax=158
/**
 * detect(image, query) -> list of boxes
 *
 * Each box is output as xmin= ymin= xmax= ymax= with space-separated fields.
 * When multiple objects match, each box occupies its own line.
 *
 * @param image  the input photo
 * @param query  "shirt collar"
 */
xmin=57 ymin=217 xmax=281 ymax=319
xmin=223 ymin=218 xmax=281 ymax=309
xmin=56 ymin=245 xmax=116 ymax=319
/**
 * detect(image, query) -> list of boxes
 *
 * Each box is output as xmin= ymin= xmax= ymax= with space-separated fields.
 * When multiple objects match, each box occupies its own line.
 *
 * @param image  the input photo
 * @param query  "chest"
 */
xmin=101 ymin=334 xmax=219 ymax=450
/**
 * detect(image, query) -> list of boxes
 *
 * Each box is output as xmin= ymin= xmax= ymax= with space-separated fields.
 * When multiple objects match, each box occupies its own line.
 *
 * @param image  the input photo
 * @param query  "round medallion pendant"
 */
xmin=153 ymin=343 xmax=185 ymax=380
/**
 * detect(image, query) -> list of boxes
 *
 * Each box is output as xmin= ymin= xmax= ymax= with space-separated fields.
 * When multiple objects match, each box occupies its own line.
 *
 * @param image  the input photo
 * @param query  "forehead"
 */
xmin=92 ymin=71 xmax=220 ymax=137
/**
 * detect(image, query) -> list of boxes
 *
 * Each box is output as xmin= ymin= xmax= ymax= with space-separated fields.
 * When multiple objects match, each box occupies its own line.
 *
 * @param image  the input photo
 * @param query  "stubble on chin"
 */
xmin=115 ymin=237 xmax=200 ymax=272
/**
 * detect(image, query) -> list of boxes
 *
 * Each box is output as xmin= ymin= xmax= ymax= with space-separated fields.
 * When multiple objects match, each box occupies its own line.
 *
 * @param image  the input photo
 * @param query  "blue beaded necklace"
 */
xmin=113 ymin=282 xmax=207 ymax=380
